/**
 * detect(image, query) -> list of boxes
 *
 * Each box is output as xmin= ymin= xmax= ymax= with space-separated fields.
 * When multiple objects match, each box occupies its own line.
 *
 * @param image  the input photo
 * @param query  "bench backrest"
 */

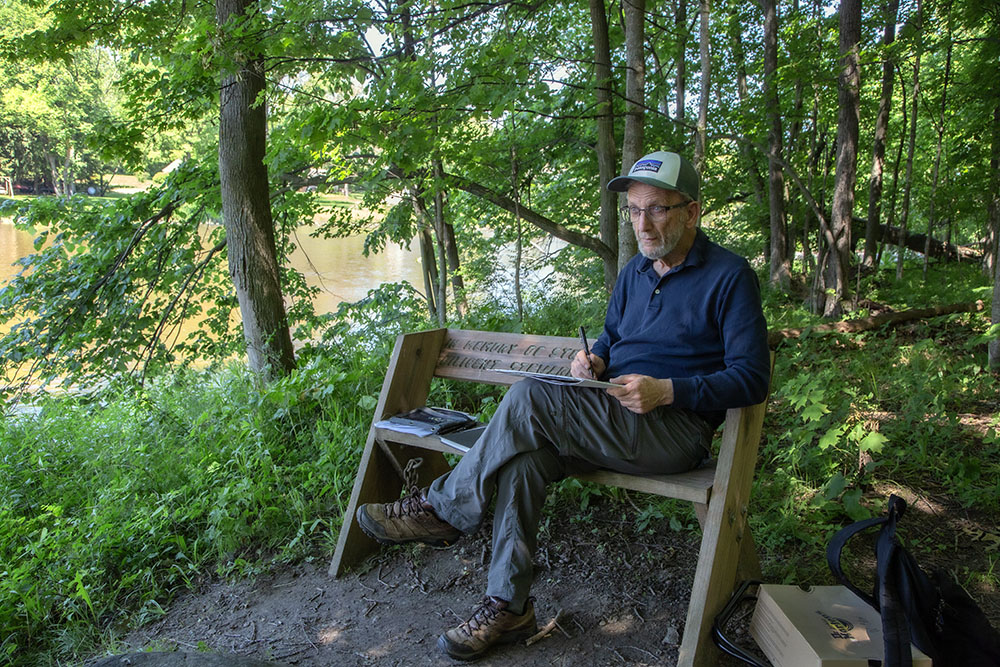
xmin=434 ymin=329 xmax=581 ymax=385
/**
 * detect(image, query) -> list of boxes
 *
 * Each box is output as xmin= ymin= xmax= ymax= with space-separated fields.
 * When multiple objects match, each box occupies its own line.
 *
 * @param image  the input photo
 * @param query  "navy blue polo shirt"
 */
xmin=590 ymin=229 xmax=770 ymax=427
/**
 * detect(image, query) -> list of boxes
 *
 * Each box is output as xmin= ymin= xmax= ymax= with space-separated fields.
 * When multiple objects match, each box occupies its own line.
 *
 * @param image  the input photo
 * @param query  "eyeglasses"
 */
xmin=620 ymin=201 xmax=690 ymax=223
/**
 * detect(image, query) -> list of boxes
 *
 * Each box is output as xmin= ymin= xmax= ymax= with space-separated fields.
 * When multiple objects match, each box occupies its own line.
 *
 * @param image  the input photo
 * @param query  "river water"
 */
xmin=0 ymin=220 xmax=427 ymax=318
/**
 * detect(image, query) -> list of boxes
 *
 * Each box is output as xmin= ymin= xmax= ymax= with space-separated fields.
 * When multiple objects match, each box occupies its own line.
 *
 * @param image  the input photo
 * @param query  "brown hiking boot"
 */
xmin=437 ymin=596 xmax=537 ymax=661
xmin=356 ymin=487 xmax=462 ymax=547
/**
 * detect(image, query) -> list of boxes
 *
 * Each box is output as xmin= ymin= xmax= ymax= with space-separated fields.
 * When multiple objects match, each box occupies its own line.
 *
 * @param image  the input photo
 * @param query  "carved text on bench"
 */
xmin=437 ymin=335 xmax=578 ymax=376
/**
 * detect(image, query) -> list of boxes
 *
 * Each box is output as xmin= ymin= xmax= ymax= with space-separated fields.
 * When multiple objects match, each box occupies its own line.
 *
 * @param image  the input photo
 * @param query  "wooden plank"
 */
xmin=376 ymin=427 xmax=715 ymax=504
xmin=676 ymin=399 xmax=768 ymax=667
xmin=572 ymin=467 xmax=713 ymax=505
xmin=329 ymin=329 xmax=451 ymax=577
xmin=435 ymin=329 xmax=581 ymax=384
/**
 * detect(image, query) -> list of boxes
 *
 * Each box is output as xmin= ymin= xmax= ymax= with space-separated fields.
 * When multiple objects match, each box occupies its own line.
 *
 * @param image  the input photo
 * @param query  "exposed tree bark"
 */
xmin=877 ymin=65 xmax=908 ymax=269
xmin=896 ymin=0 xmax=922 ymax=281
xmin=589 ymin=0 xmax=618 ymax=290
xmin=820 ymin=0 xmax=861 ymax=317
xmin=768 ymin=300 xmax=986 ymax=348
xmin=693 ymin=0 xmax=710 ymax=175
xmin=410 ymin=191 xmax=440 ymax=320
xmin=510 ymin=146 xmax=525 ymax=321
xmin=431 ymin=158 xmax=448 ymax=326
xmin=761 ymin=0 xmax=790 ymax=289
xmin=864 ymin=221 xmax=979 ymax=262
xmin=619 ymin=0 xmax=645 ymax=269
xmin=449 ymin=173 xmax=615 ymax=264
xmin=216 ymin=0 xmax=295 ymax=378
xmin=726 ymin=2 xmax=764 ymax=207
xmin=923 ymin=20 xmax=952 ymax=280
xmin=675 ymin=0 xmax=687 ymax=123
xmin=989 ymin=103 xmax=1000 ymax=370
xmin=863 ymin=0 xmax=900 ymax=269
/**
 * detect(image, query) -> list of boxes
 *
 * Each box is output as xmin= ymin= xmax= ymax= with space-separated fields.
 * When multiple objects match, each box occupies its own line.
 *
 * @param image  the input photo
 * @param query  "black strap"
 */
xmin=876 ymin=496 xmax=913 ymax=667
xmin=711 ymin=579 xmax=769 ymax=667
xmin=827 ymin=495 xmax=916 ymax=667
xmin=826 ymin=513 xmax=885 ymax=609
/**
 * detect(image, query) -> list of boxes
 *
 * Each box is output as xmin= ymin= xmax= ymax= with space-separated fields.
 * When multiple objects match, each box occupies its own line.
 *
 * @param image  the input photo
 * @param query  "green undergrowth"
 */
xmin=1 ymin=269 xmax=997 ymax=665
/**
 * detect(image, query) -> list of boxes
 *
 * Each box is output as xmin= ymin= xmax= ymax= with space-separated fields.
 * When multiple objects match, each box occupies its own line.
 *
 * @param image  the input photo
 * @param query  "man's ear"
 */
xmin=684 ymin=201 xmax=701 ymax=228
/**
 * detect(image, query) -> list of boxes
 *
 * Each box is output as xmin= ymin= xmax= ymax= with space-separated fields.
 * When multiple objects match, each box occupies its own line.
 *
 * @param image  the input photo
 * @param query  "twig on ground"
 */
xmin=626 ymin=645 xmax=659 ymax=660
xmin=526 ymin=609 xmax=564 ymax=646
xmin=273 ymin=644 xmax=314 ymax=660
xmin=363 ymin=597 xmax=380 ymax=616
xmin=377 ymin=564 xmax=395 ymax=589
xmin=407 ymin=560 xmax=428 ymax=593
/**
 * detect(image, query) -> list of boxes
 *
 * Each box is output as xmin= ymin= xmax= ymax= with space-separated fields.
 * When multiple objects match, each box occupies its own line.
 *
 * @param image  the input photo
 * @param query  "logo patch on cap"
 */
xmin=631 ymin=159 xmax=662 ymax=174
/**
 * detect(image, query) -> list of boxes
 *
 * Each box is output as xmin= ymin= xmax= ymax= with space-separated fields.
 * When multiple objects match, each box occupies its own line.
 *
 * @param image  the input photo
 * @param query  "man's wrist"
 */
xmin=659 ymin=378 xmax=674 ymax=406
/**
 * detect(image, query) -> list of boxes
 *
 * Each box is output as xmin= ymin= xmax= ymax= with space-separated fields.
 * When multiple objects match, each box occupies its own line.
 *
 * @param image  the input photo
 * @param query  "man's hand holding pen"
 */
xmin=570 ymin=348 xmax=606 ymax=380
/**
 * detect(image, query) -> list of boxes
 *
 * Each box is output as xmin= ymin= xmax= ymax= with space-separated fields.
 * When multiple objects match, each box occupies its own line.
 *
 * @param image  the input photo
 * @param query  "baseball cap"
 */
xmin=607 ymin=150 xmax=700 ymax=201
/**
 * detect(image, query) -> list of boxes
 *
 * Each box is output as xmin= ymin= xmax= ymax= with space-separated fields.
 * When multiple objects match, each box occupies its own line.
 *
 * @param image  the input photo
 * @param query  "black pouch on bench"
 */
xmin=826 ymin=494 xmax=1000 ymax=667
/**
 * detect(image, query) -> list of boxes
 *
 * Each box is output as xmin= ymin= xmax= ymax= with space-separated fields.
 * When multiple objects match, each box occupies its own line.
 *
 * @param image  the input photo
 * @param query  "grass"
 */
xmin=0 ymin=262 xmax=997 ymax=665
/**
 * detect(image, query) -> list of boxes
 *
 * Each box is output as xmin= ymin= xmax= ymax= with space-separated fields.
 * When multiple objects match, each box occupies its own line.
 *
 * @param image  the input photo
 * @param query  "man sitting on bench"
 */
xmin=356 ymin=150 xmax=771 ymax=661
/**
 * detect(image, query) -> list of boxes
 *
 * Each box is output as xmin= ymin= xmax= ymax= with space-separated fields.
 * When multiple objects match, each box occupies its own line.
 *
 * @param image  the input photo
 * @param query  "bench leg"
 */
xmin=328 ymin=436 xmax=452 ymax=578
xmin=678 ymin=402 xmax=766 ymax=667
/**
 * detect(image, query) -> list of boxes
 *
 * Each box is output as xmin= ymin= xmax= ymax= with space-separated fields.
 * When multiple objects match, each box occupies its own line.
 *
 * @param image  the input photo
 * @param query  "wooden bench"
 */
xmin=329 ymin=328 xmax=770 ymax=667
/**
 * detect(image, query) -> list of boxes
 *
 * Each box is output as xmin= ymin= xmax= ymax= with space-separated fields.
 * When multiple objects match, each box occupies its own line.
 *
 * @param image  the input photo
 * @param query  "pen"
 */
xmin=579 ymin=326 xmax=595 ymax=379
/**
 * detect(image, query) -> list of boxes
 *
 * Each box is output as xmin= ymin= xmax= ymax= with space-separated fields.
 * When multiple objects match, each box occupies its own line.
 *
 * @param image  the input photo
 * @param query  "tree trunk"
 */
xmin=762 ymin=0 xmax=790 ymax=289
xmin=863 ymin=0 xmax=900 ymax=269
xmin=693 ymin=0 xmax=710 ymax=175
xmin=877 ymin=65 xmax=908 ymax=269
xmin=46 ymin=154 xmax=62 ymax=196
xmin=821 ymin=0 xmax=861 ymax=317
xmin=727 ymin=3 xmax=764 ymax=207
xmin=411 ymin=191 xmax=440 ymax=320
xmin=589 ymin=0 xmax=618 ymax=290
xmin=896 ymin=1 xmax=922 ymax=281
xmin=619 ymin=0 xmax=645 ymax=269
xmin=510 ymin=147 xmax=525 ymax=321
xmin=675 ymin=0 xmax=687 ymax=123
xmin=989 ymin=103 xmax=1000 ymax=369
xmin=63 ymin=144 xmax=75 ymax=196
xmin=216 ymin=0 xmax=296 ymax=378
xmin=431 ymin=160 xmax=448 ymax=326
xmin=923 ymin=25 xmax=952 ymax=281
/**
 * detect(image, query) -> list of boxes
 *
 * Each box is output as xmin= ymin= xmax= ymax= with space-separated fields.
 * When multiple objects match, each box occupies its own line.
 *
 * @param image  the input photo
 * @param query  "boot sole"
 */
xmin=436 ymin=627 xmax=536 ymax=661
xmin=355 ymin=505 xmax=459 ymax=548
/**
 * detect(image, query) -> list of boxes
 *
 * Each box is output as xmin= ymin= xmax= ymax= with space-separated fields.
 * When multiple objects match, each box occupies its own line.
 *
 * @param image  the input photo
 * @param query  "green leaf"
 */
xmin=858 ymin=432 xmax=888 ymax=453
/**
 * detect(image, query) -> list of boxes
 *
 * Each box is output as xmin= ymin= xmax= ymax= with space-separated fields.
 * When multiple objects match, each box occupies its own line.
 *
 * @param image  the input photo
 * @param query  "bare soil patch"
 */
xmin=102 ymin=494 xmax=998 ymax=667
xmin=108 ymin=501 xmax=758 ymax=666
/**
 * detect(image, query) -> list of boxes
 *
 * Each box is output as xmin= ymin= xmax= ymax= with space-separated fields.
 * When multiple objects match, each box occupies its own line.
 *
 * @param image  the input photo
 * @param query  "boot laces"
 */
xmin=385 ymin=456 xmax=429 ymax=519
xmin=459 ymin=597 xmax=505 ymax=637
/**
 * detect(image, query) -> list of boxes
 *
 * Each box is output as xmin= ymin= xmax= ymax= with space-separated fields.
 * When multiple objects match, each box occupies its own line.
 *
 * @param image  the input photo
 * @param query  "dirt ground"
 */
xmin=107 ymin=501 xmax=763 ymax=667
xmin=102 ymin=493 xmax=999 ymax=667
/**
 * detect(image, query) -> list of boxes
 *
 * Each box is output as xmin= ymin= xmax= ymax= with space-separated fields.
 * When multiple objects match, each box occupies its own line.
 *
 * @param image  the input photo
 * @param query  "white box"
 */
xmin=749 ymin=584 xmax=932 ymax=667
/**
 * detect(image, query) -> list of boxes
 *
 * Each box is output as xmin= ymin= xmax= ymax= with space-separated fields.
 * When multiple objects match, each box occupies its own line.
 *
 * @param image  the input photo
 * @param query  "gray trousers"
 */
xmin=426 ymin=378 xmax=713 ymax=613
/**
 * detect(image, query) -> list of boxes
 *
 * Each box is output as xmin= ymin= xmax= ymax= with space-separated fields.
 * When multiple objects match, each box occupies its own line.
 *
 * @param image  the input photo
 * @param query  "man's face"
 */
xmin=627 ymin=182 xmax=693 ymax=261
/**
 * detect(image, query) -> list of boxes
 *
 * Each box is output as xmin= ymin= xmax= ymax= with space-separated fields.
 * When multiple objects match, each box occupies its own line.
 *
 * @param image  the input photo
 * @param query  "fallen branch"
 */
xmin=525 ymin=609 xmax=564 ymax=646
xmin=768 ymin=300 xmax=986 ymax=347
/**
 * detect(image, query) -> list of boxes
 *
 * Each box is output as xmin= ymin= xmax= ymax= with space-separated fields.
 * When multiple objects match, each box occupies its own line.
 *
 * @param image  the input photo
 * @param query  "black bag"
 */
xmin=827 ymin=494 xmax=1000 ymax=666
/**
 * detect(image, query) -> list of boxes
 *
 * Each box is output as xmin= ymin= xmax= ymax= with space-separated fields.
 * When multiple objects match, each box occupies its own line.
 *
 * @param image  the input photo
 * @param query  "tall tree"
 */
xmin=896 ymin=3 xmax=923 ymax=281
xmin=590 ymin=0 xmax=618 ymax=290
xmin=675 ymin=0 xmax=688 ymax=123
xmin=216 ymin=0 xmax=296 ymax=377
xmin=618 ymin=0 xmax=645 ymax=269
xmin=862 ymin=0 xmax=900 ymax=269
xmin=693 ymin=0 xmax=711 ymax=174
xmin=923 ymin=9 xmax=953 ymax=280
xmin=761 ymin=0 xmax=790 ymax=289
xmin=821 ymin=0 xmax=861 ymax=317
